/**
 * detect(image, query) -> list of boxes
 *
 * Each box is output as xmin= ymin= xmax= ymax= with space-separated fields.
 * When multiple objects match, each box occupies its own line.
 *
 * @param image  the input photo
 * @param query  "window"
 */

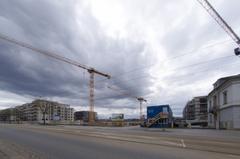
xmin=162 ymin=107 xmax=168 ymax=113
xmin=209 ymin=114 xmax=212 ymax=123
xmin=223 ymin=91 xmax=228 ymax=104
xmin=213 ymin=95 xmax=217 ymax=107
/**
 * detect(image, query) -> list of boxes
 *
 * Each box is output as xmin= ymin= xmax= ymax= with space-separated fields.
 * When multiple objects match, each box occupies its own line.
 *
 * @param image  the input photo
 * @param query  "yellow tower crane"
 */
xmin=0 ymin=33 xmax=111 ymax=124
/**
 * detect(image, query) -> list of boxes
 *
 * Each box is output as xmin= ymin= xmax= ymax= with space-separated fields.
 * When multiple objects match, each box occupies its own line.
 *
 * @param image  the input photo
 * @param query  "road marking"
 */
xmin=137 ymin=136 xmax=154 ymax=139
xmin=181 ymin=139 xmax=186 ymax=148
xmin=162 ymin=141 xmax=182 ymax=147
xmin=53 ymin=128 xmax=65 ymax=131
xmin=227 ymin=154 xmax=240 ymax=158
xmin=17 ymin=126 xmax=182 ymax=147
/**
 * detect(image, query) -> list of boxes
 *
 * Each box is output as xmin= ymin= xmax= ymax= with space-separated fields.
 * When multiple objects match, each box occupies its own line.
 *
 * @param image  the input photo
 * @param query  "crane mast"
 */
xmin=0 ymin=33 xmax=110 ymax=124
xmin=197 ymin=0 xmax=240 ymax=56
xmin=107 ymin=86 xmax=147 ymax=123
xmin=137 ymin=97 xmax=147 ymax=123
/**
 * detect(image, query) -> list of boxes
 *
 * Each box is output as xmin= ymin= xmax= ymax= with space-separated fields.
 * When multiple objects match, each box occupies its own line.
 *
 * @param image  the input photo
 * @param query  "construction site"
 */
xmin=0 ymin=0 xmax=240 ymax=159
xmin=0 ymin=0 xmax=240 ymax=129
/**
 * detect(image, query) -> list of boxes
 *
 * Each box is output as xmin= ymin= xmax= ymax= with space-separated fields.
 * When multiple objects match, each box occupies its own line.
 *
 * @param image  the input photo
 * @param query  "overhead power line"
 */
xmin=95 ymin=39 xmax=232 ymax=84
xmin=99 ymin=54 xmax=235 ymax=87
xmin=95 ymin=59 xmax=239 ymax=103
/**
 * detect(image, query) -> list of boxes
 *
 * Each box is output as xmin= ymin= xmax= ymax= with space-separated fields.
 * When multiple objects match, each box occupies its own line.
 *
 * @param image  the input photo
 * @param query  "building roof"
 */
xmin=214 ymin=74 xmax=240 ymax=85
xmin=193 ymin=96 xmax=207 ymax=99
xmin=147 ymin=104 xmax=170 ymax=108
xmin=209 ymin=74 xmax=240 ymax=96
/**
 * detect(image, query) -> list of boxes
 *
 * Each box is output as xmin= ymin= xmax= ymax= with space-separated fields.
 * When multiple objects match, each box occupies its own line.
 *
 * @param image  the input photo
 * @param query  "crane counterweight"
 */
xmin=235 ymin=48 xmax=240 ymax=56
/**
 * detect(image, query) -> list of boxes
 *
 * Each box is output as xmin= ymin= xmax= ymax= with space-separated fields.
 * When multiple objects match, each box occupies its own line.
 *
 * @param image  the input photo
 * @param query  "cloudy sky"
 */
xmin=0 ymin=0 xmax=239 ymax=118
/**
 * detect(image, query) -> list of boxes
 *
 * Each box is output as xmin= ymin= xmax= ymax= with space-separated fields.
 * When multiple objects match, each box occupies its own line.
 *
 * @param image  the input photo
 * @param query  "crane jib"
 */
xmin=197 ymin=0 xmax=240 ymax=56
xmin=0 ymin=33 xmax=111 ymax=124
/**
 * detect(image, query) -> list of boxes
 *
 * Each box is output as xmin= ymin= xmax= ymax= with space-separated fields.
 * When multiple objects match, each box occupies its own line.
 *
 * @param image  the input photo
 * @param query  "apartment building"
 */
xmin=0 ymin=100 xmax=74 ymax=123
xmin=183 ymin=96 xmax=208 ymax=126
xmin=208 ymin=74 xmax=240 ymax=129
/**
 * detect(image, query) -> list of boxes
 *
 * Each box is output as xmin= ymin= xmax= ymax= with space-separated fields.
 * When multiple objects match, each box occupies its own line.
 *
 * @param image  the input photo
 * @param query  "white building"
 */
xmin=208 ymin=74 xmax=240 ymax=129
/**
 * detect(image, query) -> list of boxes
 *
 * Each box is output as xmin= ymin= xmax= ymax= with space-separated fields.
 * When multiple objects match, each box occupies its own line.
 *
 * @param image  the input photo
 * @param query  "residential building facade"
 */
xmin=183 ymin=96 xmax=208 ymax=126
xmin=208 ymin=74 xmax=240 ymax=129
xmin=0 ymin=100 xmax=74 ymax=123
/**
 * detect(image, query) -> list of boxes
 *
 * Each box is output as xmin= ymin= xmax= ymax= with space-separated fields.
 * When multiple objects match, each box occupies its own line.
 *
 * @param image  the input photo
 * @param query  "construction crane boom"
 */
xmin=0 ymin=33 xmax=110 ymax=77
xmin=0 ymin=33 xmax=110 ymax=124
xmin=197 ymin=0 xmax=240 ymax=56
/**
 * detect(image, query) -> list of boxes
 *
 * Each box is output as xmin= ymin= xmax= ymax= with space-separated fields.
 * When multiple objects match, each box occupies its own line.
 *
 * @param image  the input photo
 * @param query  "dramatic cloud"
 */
xmin=0 ymin=0 xmax=239 ymax=118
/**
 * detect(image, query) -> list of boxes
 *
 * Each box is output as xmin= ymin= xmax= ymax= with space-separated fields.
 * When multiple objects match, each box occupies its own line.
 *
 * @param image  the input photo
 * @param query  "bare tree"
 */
xmin=39 ymin=100 xmax=49 ymax=125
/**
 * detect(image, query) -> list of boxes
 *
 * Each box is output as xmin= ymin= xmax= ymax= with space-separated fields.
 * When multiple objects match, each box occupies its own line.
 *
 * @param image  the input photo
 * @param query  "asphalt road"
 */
xmin=0 ymin=124 xmax=239 ymax=159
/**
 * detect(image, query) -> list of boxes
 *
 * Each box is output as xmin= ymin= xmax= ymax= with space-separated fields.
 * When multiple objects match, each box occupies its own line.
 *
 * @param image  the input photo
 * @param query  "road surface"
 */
xmin=0 ymin=124 xmax=239 ymax=159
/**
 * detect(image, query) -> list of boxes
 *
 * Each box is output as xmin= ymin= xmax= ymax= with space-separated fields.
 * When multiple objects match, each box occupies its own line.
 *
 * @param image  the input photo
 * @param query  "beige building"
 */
xmin=13 ymin=99 xmax=74 ymax=123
